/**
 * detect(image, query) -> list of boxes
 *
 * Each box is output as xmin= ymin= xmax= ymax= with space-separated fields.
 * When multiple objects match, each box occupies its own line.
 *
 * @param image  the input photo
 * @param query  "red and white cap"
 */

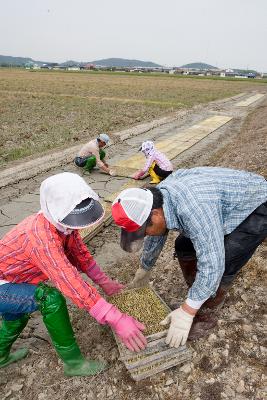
xmin=112 ymin=188 xmax=153 ymax=252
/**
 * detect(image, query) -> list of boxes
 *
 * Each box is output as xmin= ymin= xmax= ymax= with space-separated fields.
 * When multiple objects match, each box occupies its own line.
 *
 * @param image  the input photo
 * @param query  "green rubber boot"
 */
xmin=85 ymin=156 xmax=97 ymax=172
xmin=84 ymin=150 xmax=106 ymax=172
xmin=0 ymin=314 xmax=30 ymax=368
xmin=35 ymin=284 xmax=106 ymax=376
xmin=99 ymin=149 xmax=106 ymax=161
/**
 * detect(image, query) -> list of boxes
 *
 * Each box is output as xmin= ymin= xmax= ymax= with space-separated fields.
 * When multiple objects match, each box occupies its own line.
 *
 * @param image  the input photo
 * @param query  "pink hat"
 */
xmin=112 ymin=188 xmax=153 ymax=252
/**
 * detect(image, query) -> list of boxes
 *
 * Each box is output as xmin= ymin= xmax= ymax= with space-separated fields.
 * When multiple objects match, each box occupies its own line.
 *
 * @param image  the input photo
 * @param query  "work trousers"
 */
xmin=74 ymin=149 xmax=106 ymax=169
xmin=0 ymin=283 xmax=38 ymax=321
xmin=174 ymin=201 xmax=267 ymax=284
xmin=153 ymin=164 xmax=173 ymax=179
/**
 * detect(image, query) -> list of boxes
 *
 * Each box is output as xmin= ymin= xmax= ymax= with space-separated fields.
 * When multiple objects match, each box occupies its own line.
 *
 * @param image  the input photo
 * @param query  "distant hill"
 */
xmin=180 ymin=62 xmax=218 ymax=70
xmin=56 ymin=58 xmax=163 ymax=68
xmin=59 ymin=60 xmax=82 ymax=67
xmin=89 ymin=58 xmax=162 ymax=68
xmin=0 ymin=54 xmax=48 ymax=66
xmin=0 ymin=54 xmax=162 ymax=68
xmin=59 ymin=58 xmax=163 ymax=68
xmin=3 ymin=55 xmax=260 ymax=73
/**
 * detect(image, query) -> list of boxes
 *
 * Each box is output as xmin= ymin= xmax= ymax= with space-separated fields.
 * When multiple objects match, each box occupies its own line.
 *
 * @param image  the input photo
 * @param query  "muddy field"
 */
xmin=1 ymin=68 xmax=266 ymax=165
xmin=1 ymin=99 xmax=266 ymax=400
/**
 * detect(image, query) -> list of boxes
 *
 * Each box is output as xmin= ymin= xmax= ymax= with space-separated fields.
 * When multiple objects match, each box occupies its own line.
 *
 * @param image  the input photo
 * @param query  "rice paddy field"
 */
xmin=0 ymin=68 xmax=266 ymax=165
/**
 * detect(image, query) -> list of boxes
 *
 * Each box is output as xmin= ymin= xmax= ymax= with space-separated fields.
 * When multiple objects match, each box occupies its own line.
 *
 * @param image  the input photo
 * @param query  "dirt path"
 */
xmin=0 ymin=92 xmax=256 ymax=234
xmin=0 ymin=91 xmax=252 ymax=204
xmin=0 ymin=99 xmax=266 ymax=400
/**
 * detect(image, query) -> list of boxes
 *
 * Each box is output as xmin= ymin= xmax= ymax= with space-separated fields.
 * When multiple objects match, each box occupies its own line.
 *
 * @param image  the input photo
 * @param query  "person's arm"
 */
xmin=96 ymin=155 xmax=114 ymax=175
xmin=100 ymin=164 xmax=111 ymax=174
xmin=133 ymin=155 xmax=154 ymax=179
xmin=133 ymin=170 xmax=146 ymax=180
xmin=30 ymin=240 xmax=102 ymax=311
xmin=128 ymin=234 xmax=168 ymax=288
xmin=161 ymin=193 xmax=225 ymax=348
xmin=142 ymin=155 xmax=154 ymax=174
xmin=96 ymin=153 xmax=110 ymax=173
xmin=64 ymin=230 xmax=94 ymax=272
xmin=141 ymin=234 xmax=168 ymax=270
xmin=66 ymin=231 xmax=124 ymax=295
xmin=31 ymin=231 xmax=145 ymax=352
xmin=89 ymin=143 xmax=110 ymax=173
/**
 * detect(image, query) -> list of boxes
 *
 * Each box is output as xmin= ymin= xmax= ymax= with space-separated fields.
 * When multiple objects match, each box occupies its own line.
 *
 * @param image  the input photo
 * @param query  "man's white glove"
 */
xmin=160 ymin=307 xmax=193 ymax=347
xmin=109 ymin=169 xmax=116 ymax=176
xmin=127 ymin=268 xmax=152 ymax=289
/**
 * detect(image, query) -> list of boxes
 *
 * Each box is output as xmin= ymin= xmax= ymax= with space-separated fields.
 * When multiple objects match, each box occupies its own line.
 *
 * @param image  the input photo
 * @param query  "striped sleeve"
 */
xmin=30 ymin=228 xmax=101 ymax=310
xmin=143 ymin=155 xmax=154 ymax=173
xmin=65 ymin=231 xmax=95 ymax=274
xmin=141 ymin=234 xmax=168 ymax=270
xmin=178 ymin=189 xmax=225 ymax=301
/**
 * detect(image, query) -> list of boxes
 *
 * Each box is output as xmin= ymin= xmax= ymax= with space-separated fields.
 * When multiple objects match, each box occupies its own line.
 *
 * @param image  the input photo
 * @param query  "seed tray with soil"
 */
xmin=109 ymin=286 xmax=192 ymax=380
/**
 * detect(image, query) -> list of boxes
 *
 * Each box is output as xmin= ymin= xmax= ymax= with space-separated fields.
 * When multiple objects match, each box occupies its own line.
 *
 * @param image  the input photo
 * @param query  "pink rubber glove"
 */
xmin=87 ymin=262 xmax=125 ymax=296
xmin=133 ymin=170 xmax=145 ymax=180
xmin=90 ymin=298 xmax=147 ymax=352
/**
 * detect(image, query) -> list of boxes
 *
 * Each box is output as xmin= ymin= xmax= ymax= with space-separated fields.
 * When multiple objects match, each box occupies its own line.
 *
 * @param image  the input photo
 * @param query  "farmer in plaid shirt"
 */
xmin=112 ymin=167 xmax=267 ymax=348
xmin=0 ymin=173 xmax=146 ymax=376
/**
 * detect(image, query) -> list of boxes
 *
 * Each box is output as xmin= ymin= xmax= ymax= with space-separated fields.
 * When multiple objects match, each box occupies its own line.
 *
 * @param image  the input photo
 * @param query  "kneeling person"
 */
xmin=74 ymin=133 xmax=114 ymax=176
xmin=133 ymin=141 xmax=173 ymax=184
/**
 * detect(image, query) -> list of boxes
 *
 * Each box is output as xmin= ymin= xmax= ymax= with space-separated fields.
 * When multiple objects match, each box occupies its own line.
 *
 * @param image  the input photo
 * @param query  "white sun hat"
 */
xmin=40 ymin=172 xmax=104 ymax=231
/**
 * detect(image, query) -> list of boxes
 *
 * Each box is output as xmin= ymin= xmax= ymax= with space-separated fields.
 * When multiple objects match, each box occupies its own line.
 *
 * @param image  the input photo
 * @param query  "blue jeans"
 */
xmin=0 ymin=283 xmax=38 ymax=321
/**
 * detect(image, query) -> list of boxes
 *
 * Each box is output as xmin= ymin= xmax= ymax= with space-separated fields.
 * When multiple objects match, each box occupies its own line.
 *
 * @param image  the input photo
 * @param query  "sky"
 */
xmin=1 ymin=0 xmax=267 ymax=71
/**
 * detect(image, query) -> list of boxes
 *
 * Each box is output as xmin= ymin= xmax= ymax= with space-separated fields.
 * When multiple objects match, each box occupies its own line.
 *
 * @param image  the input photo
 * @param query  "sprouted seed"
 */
xmin=110 ymin=287 xmax=169 ymax=335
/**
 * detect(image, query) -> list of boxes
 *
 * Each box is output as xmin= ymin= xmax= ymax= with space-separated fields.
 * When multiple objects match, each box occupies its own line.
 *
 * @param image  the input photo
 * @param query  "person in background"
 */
xmin=74 ymin=133 xmax=115 ymax=176
xmin=0 ymin=173 xmax=146 ymax=376
xmin=133 ymin=141 xmax=173 ymax=184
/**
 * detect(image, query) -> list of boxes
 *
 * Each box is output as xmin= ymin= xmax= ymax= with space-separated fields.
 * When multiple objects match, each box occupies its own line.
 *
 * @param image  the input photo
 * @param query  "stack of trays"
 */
xmin=110 ymin=286 xmax=192 ymax=381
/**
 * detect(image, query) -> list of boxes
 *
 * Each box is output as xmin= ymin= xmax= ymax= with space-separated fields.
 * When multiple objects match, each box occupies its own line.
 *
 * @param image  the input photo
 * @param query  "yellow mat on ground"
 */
xmin=112 ymin=115 xmax=232 ymax=176
xmin=236 ymin=93 xmax=265 ymax=107
xmin=80 ymin=115 xmax=233 ymax=241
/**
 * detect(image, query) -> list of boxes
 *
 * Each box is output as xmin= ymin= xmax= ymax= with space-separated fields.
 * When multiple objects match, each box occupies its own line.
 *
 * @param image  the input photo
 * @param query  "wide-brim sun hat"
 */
xmin=40 ymin=172 xmax=105 ymax=230
xmin=60 ymin=197 xmax=104 ymax=229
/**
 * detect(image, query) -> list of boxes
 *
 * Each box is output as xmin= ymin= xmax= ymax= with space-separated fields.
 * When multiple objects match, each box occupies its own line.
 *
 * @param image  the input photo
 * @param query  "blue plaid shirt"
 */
xmin=141 ymin=167 xmax=267 ymax=301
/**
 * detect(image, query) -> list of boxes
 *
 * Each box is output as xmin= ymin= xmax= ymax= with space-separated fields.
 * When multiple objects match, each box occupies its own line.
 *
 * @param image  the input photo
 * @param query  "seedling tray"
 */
xmin=109 ymin=286 xmax=192 ymax=381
